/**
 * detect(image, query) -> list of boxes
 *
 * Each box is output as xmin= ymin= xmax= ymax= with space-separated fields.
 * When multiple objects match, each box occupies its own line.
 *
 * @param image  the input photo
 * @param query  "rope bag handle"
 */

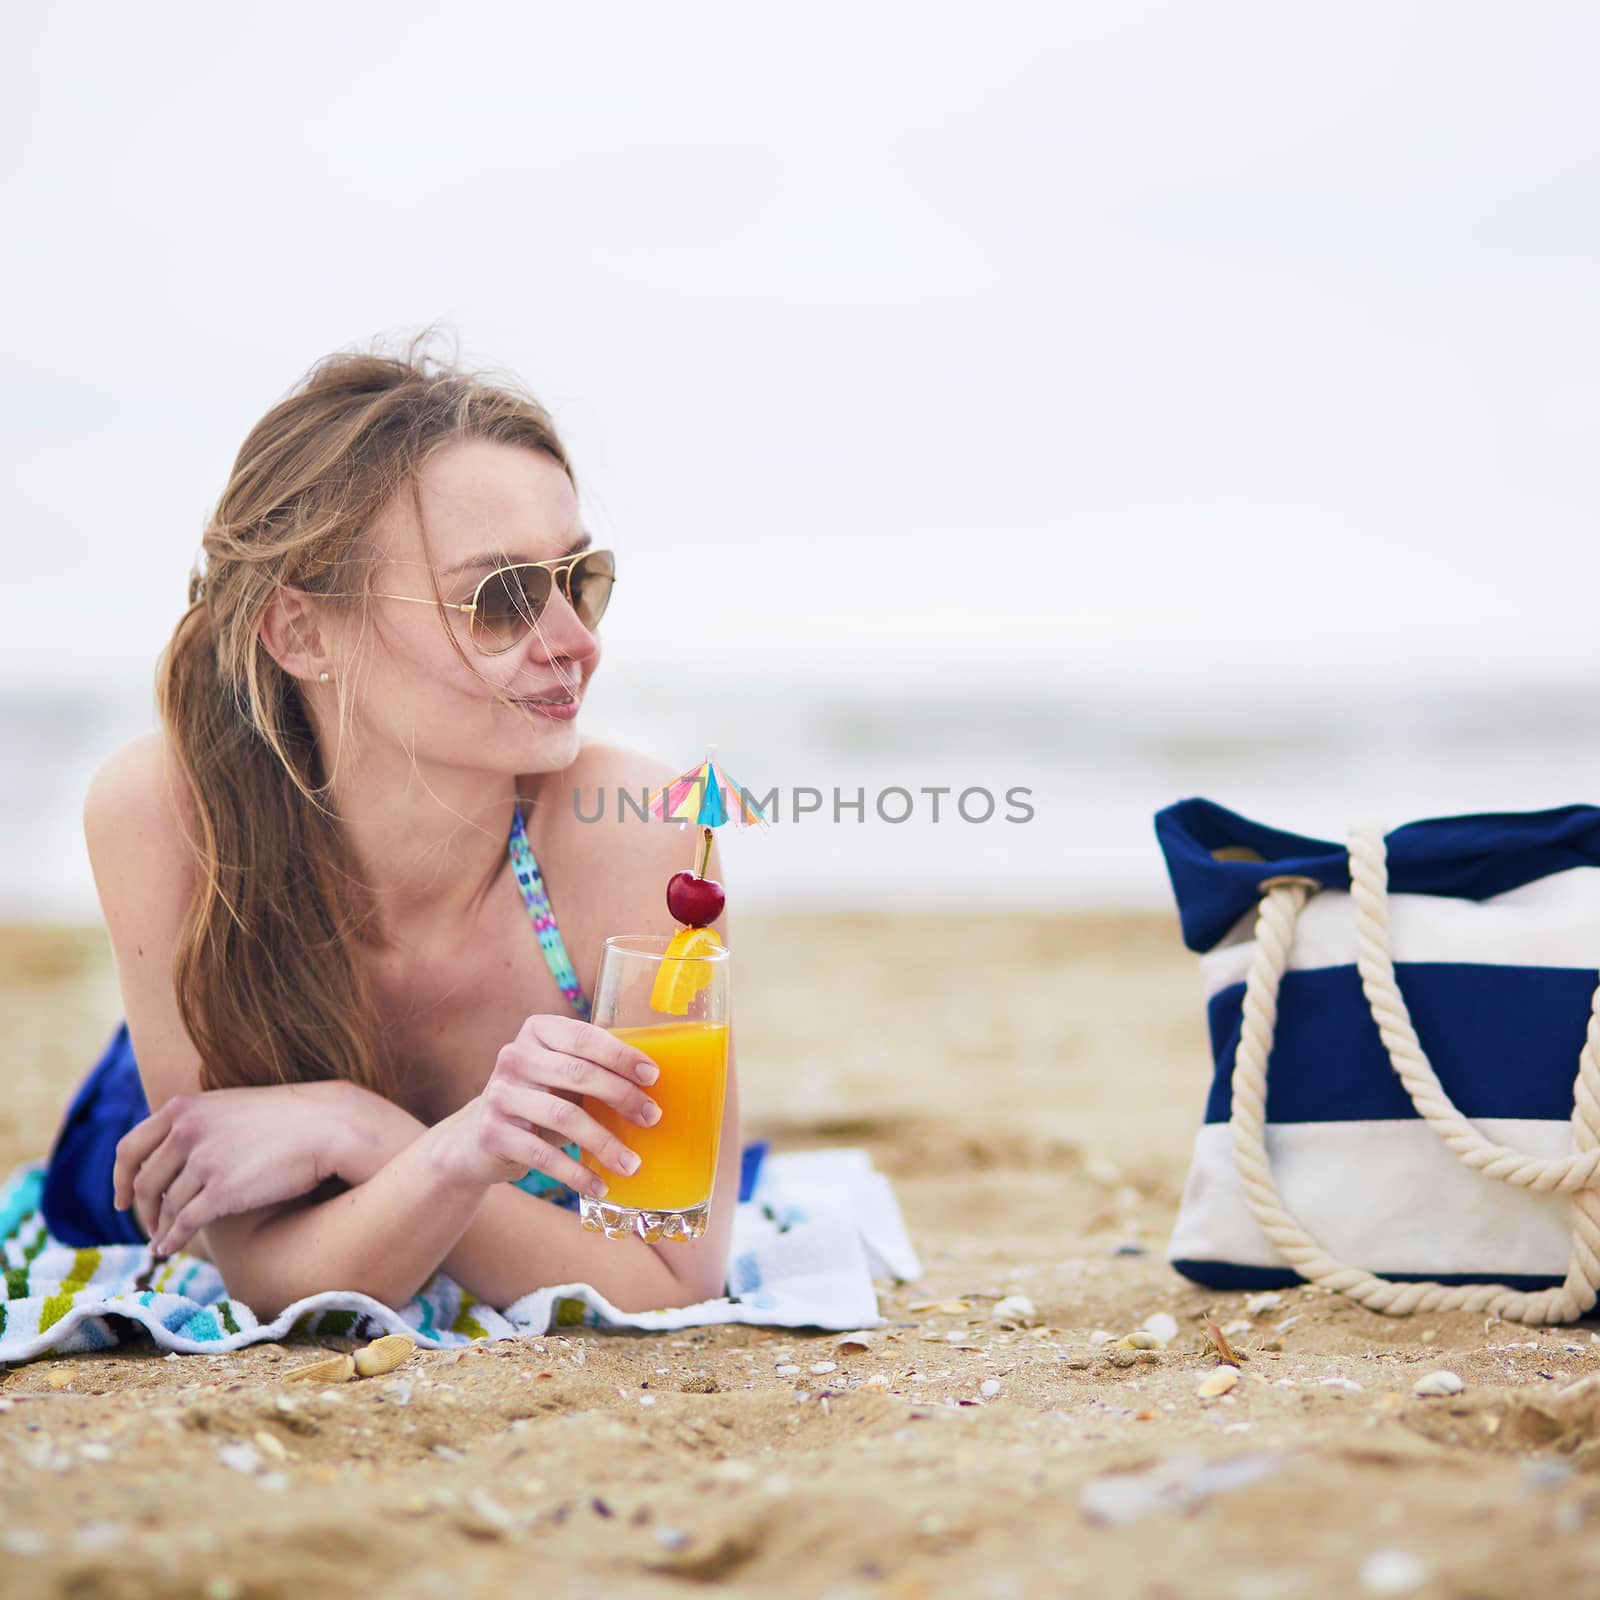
xmin=1227 ymin=821 xmax=1600 ymax=1324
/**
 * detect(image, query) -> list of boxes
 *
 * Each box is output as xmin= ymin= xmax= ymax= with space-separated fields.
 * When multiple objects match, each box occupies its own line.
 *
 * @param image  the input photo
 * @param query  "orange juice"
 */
xmin=581 ymin=1020 xmax=730 ymax=1210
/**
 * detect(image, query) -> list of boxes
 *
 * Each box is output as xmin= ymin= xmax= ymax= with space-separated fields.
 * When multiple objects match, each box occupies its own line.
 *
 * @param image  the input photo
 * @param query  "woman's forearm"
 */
xmin=326 ymin=1085 xmax=431 ymax=1186
xmin=250 ymin=1085 xmax=725 ymax=1317
xmin=226 ymin=1113 xmax=489 ymax=1320
xmin=313 ymin=1090 xmax=685 ymax=1307
xmin=439 ymin=1184 xmax=693 ymax=1312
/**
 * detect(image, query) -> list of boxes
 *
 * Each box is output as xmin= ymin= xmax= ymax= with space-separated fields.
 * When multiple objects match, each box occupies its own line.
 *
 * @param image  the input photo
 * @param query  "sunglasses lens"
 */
xmin=472 ymin=566 xmax=552 ymax=653
xmin=567 ymin=549 xmax=616 ymax=629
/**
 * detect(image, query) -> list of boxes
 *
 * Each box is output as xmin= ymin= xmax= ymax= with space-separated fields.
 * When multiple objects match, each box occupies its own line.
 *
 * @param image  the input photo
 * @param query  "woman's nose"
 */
xmin=523 ymin=586 xmax=601 ymax=668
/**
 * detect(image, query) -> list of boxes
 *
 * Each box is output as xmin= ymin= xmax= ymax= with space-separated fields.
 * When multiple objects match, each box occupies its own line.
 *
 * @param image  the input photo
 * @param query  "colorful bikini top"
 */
xmin=506 ymin=801 xmax=593 ymax=1203
xmin=508 ymin=800 xmax=592 ymax=1021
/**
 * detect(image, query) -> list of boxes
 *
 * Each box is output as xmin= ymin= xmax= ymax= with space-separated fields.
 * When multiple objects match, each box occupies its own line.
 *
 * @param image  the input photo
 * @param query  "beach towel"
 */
xmin=0 ymin=1145 xmax=921 ymax=1364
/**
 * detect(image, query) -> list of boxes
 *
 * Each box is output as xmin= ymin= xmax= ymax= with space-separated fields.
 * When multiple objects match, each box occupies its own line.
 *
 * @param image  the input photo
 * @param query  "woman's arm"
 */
xmin=202 ymin=1113 xmax=483 ymax=1318
xmin=216 ymin=1030 xmax=740 ymax=1317
xmin=438 ymin=1039 xmax=741 ymax=1309
xmin=210 ymin=1083 xmax=729 ymax=1318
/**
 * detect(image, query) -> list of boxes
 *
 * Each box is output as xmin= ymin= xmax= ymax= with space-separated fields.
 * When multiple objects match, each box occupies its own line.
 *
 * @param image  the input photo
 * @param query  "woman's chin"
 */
xmin=505 ymin=709 xmax=583 ymax=763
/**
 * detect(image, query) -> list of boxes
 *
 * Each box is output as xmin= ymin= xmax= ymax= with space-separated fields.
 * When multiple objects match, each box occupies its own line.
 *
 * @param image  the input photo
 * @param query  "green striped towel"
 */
xmin=0 ymin=1150 xmax=919 ymax=1364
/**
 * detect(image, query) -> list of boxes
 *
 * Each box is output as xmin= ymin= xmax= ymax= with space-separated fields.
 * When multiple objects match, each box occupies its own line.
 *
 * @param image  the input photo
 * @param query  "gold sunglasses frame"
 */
xmin=365 ymin=548 xmax=616 ymax=655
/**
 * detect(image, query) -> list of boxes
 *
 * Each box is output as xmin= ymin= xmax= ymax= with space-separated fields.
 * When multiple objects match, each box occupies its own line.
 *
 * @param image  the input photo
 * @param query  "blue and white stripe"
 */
xmin=1156 ymin=799 xmax=1600 ymax=1292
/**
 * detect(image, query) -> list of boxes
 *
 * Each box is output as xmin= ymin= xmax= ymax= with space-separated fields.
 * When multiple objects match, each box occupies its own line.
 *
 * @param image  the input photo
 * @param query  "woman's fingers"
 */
xmin=151 ymin=1162 xmax=207 ymax=1255
xmin=494 ymin=1025 xmax=661 ymax=1122
xmin=491 ymin=1081 xmax=643 ymax=1181
xmin=525 ymin=1049 xmax=661 ymax=1126
xmin=124 ymin=1132 xmax=191 ymax=1237
xmin=111 ymin=1102 xmax=177 ymax=1210
xmin=524 ymin=1014 xmax=659 ymax=1086
xmin=518 ymin=1135 xmax=609 ymax=1198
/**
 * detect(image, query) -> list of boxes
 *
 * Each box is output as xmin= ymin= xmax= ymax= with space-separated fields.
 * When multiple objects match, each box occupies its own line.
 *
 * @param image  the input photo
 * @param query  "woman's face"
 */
xmin=327 ymin=438 xmax=603 ymax=779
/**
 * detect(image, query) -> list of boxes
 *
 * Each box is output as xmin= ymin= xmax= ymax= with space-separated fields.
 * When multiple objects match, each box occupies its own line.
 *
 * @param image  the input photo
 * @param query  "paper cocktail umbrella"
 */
xmin=647 ymin=754 xmax=769 ymax=830
xmin=649 ymin=752 xmax=766 ymax=936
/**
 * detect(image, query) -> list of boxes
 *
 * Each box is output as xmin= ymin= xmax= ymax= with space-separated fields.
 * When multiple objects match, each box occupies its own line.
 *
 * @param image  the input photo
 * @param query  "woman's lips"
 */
xmin=515 ymin=694 xmax=580 ymax=721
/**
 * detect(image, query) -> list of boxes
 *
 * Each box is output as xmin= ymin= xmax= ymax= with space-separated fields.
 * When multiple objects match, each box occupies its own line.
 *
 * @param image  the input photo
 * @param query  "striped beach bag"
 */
xmin=1155 ymin=798 xmax=1600 ymax=1325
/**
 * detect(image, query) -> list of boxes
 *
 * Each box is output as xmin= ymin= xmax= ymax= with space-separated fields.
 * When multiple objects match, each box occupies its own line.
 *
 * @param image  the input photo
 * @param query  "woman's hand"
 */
xmin=438 ymin=1013 xmax=662 ymax=1196
xmin=112 ymin=1080 xmax=363 ymax=1256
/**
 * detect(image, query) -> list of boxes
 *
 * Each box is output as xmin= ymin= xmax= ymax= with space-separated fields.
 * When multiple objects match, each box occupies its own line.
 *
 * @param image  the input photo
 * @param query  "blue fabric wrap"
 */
xmin=41 ymin=1022 xmax=150 ymax=1248
xmin=41 ymin=1023 xmax=768 ymax=1250
xmin=1154 ymin=797 xmax=1600 ymax=955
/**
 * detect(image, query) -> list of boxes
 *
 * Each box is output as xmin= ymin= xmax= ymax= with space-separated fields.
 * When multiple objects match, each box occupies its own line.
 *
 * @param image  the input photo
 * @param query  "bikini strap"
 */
xmin=508 ymin=802 xmax=593 ymax=1021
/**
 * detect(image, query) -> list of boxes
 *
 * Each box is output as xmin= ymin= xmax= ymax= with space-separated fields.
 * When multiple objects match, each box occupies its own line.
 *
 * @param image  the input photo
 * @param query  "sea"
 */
xmin=9 ymin=660 xmax=1600 ymax=923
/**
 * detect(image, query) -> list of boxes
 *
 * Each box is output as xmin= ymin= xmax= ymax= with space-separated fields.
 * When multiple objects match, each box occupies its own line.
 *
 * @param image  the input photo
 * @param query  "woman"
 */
xmin=38 ymin=335 xmax=740 ymax=1320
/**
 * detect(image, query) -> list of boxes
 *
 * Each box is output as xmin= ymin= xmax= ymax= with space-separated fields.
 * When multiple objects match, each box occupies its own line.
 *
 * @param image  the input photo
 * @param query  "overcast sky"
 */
xmin=4 ymin=1 xmax=1598 ymax=703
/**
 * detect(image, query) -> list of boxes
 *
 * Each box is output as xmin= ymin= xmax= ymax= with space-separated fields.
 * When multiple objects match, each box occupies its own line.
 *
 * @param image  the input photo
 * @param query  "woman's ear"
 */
xmin=258 ymin=585 xmax=330 ymax=682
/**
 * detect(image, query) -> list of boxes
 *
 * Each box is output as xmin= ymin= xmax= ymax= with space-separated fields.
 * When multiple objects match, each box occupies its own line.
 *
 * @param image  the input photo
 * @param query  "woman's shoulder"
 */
xmin=564 ymin=736 xmax=681 ymax=795
xmin=86 ymin=728 xmax=194 ymax=830
xmin=521 ymin=738 xmax=677 ymax=827
xmin=83 ymin=730 xmax=199 ymax=895
xmin=525 ymin=739 xmax=714 ymax=893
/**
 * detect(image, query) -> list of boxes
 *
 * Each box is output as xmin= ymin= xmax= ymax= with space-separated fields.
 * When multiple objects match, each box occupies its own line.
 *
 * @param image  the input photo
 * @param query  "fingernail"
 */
xmin=639 ymin=1102 xmax=662 ymax=1126
xmin=590 ymin=1180 xmax=608 ymax=1199
xmin=619 ymin=1151 xmax=642 ymax=1175
xmin=636 ymin=1063 xmax=659 ymax=1086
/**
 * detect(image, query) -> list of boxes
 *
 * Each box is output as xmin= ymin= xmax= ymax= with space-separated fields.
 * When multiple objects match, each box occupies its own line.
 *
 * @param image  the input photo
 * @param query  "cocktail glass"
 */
xmin=579 ymin=933 xmax=731 ymax=1242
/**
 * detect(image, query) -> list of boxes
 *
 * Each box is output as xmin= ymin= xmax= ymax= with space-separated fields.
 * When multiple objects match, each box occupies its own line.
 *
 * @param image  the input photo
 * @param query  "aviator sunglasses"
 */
xmin=363 ymin=547 xmax=616 ymax=655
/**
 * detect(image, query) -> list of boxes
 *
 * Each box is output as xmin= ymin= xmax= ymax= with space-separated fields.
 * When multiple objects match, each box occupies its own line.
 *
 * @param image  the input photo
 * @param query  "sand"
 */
xmin=4 ymin=913 xmax=1600 ymax=1599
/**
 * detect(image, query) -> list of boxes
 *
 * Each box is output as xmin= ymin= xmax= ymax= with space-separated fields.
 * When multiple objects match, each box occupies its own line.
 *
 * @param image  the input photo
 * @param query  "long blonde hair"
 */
xmin=157 ymin=329 xmax=575 ymax=1094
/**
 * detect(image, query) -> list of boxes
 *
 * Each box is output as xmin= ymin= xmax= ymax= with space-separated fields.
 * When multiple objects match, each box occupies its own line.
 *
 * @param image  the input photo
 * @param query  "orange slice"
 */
xmin=650 ymin=926 xmax=723 ymax=1016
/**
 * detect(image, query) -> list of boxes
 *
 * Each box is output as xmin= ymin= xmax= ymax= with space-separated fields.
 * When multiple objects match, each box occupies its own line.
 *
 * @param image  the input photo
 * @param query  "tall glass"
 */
xmin=579 ymin=934 xmax=731 ymax=1242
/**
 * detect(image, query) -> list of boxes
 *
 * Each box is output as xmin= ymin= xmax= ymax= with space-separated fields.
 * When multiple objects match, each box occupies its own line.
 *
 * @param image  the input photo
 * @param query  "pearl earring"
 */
xmin=318 ymin=671 xmax=331 ymax=683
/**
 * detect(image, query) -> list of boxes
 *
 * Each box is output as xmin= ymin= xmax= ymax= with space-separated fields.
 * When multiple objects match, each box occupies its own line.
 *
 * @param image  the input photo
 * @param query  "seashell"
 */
xmin=1116 ymin=1331 xmax=1162 ymax=1351
xmin=1359 ymin=1550 xmax=1431 ymax=1593
xmin=1084 ymin=1156 xmax=1122 ymax=1186
xmin=1140 ymin=1313 xmax=1179 ymax=1347
xmin=979 ymin=1379 xmax=1001 ymax=1397
xmin=282 ymin=1353 xmax=356 ymax=1385
xmin=992 ymin=1294 xmax=1038 ymax=1325
xmin=354 ymin=1334 xmax=416 ymax=1378
xmin=1196 ymin=1365 xmax=1241 ymax=1399
xmin=218 ymin=1443 xmax=262 ymax=1474
xmin=1412 ymin=1370 xmax=1465 ymax=1398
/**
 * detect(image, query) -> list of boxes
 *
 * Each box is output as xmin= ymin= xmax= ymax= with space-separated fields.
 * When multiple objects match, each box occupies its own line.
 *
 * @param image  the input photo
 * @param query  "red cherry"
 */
xmin=667 ymin=871 xmax=725 ymax=927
